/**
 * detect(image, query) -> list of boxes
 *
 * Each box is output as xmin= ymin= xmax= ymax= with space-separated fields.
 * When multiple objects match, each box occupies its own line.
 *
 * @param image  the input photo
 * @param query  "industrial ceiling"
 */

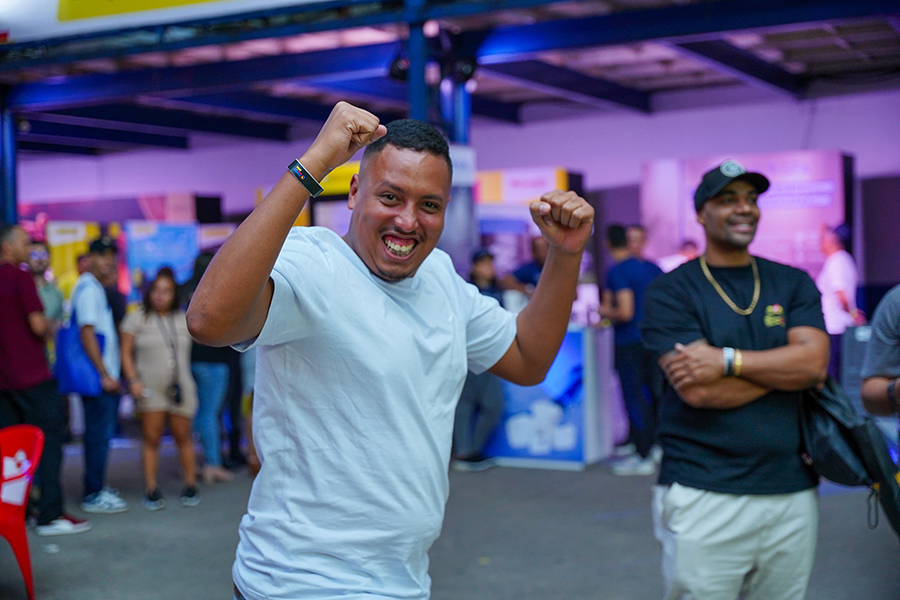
xmin=2 ymin=0 xmax=900 ymax=156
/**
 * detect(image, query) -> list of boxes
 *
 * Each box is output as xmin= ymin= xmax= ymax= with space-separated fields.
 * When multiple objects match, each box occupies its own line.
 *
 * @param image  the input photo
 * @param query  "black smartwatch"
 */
xmin=287 ymin=159 xmax=324 ymax=198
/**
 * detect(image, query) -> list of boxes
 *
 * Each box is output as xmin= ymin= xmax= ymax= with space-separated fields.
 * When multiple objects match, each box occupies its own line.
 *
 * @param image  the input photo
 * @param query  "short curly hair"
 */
xmin=363 ymin=119 xmax=452 ymax=179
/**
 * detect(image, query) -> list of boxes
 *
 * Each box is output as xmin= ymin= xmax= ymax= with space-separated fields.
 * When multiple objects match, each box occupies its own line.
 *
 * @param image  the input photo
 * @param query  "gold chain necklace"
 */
xmin=699 ymin=255 xmax=760 ymax=316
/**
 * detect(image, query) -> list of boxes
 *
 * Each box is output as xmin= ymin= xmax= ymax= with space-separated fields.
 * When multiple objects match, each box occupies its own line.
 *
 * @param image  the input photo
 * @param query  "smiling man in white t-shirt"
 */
xmin=187 ymin=102 xmax=594 ymax=600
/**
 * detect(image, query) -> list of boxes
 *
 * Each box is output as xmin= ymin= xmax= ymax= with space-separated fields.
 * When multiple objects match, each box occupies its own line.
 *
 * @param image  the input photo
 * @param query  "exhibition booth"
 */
xmin=16 ymin=148 xmax=898 ymax=463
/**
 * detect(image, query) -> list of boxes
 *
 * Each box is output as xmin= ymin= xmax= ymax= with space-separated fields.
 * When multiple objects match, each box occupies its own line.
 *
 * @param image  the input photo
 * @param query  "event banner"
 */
xmin=1 ymin=0 xmax=323 ymax=43
xmin=124 ymin=221 xmax=198 ymax=302
xmin=641 ymin=150 xmax=849 ymax=279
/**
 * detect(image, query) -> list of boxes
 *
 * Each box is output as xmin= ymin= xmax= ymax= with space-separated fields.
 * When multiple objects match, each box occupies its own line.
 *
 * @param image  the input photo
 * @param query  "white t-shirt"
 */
xmin=815 ymin=249 xmax=858 ymax=335
xmin=233 ymin=227 xmax=517 ymax=600
xmin=72 ymin=272 xmax=120 ymax=380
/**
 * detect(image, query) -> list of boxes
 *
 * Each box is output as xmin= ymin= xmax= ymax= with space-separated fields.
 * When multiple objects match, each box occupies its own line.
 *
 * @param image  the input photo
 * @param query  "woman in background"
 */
xmin=121 ymin=267 xmax=200 ymax=509
xmin=184 ymin=252 xmax=235 ymax=484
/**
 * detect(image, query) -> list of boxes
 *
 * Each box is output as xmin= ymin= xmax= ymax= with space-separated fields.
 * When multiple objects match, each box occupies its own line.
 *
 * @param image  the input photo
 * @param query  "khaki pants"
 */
xmin=652 ymin=483 xmax=818 ymax=600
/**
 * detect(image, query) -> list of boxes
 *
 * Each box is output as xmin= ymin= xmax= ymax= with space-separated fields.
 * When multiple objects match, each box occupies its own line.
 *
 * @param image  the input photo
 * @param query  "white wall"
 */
xmin=18 ymin=88 xmax=900 ymax=215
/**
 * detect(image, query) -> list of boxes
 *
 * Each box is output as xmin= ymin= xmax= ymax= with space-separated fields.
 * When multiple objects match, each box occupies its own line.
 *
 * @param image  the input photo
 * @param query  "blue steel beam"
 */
xmin=169 ymin=91 xmax=407 ymax=125
xmin=319 ymin=77 xmax=520 ymax=123
xmin=48 ymin=104 xmax=291 ymax=140
xmin=460 ymin=0 xmax=900 ymax=62
xmin=1 ymin=90 xmax=16 ymax=225
xmin=22 ymin=120 xmax=189 ymax=148
xmin=18 ymin=141 xmax=102 ymax=156
xmin=483 ymin=60 xmax=651 ymax=113
xmin=170 ymin=92 xmax=339 ymax=122
xmin=673 ymin=40 xmax=805 ymax=98
xmin=10 ymin=0 xmax=894 ymax=113
xmin=8 ymin=43 xmax=398 ymax=110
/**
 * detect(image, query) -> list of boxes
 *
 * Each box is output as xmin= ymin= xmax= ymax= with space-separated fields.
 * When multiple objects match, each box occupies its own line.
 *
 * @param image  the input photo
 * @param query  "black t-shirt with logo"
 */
xmin=641 ymin=257 xmax=825 ymax=495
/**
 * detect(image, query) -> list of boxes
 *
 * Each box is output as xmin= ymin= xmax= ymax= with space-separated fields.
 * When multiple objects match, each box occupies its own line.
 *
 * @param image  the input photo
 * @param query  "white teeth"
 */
xmin=385 ymin=238 xmax=415 ymax=256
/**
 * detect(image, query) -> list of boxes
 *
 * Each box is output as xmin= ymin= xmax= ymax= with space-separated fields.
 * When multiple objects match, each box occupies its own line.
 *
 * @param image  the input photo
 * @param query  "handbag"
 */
xmin=54 ymin=306 xmax=105 ymax=397
xmin=801 ymin=376 xmax=900 ymax=539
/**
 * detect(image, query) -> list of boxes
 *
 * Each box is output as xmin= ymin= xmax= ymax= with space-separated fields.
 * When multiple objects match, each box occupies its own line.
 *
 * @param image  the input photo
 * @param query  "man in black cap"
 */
xmin=640 ymin=160 xmax=829 ymax=599
xmin=71 ymin=236 xmax=128 ymax=513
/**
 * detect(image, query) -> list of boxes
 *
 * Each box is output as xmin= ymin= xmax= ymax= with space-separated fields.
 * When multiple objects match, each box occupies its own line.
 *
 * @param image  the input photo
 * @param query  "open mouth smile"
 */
xmin=384 ymin=234 xmax=417 ymax=258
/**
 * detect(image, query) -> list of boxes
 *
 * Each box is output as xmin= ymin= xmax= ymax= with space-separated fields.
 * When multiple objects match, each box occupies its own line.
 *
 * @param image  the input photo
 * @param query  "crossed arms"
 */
xmin=659 ymin=328 xmax=830 ymax=409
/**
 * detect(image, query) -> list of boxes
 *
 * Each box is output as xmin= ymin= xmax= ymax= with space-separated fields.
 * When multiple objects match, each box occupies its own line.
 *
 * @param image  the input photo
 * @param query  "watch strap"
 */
xmin=287 ymin=159 xmax=324 ymax=198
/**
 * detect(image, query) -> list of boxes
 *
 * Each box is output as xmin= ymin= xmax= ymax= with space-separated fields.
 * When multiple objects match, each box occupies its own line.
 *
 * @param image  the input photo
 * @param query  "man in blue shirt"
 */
xmin=73 ymin=236 xmax=128 ymax=513
xmin=501 ymin=235 xmax=548 ymax=297
xmin=600 ymin=224 xmax=663 ymax=475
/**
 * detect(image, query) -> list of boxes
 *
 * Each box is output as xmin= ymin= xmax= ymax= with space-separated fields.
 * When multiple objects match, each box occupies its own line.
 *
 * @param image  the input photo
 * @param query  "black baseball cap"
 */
xmin=694 ymin=160 xmax=770 ymax=211
xmin=88 ymin=235 xmax=118 ymax=254
xmin=471 ymin=247 xmax=494 ymax=263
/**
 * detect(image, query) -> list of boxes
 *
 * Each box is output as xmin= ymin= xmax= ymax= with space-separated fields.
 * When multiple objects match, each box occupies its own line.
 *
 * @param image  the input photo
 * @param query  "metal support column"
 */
xmin=452 ymin=83 xmax=471 ymax=145
xmin=405 ymin=0 xmax=428 ymax=121
xmin=437 ymin=74 xmax=477 ymax=275
xmin=1 ymin=88 xmax=16 ymax=225
xmin=439 ymin=80 xmax=471 ymax=144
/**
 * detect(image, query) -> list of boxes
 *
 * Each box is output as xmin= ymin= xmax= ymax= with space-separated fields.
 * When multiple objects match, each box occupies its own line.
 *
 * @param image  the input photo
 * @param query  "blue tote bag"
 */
xmin=55 ymin=306 xmax=105 ymax=397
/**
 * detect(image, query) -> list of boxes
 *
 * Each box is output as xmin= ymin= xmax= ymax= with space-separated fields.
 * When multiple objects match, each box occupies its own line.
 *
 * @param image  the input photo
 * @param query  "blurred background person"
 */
xmin=57 ymin=252 xmax=90 ymax=301
xmin=121 ymin=267 xmax=200 ymax=509
xmin=452 ymin=248 xmax=506 ymax=471
xmin=0 ymin=224 xmax=91 ymax=536
xmin=657 ymin=240 xmax=699 ymax=274
xmin=73 ymin=236 xmax=128 ymax=513
xmin=600 ymin=224 xmax=663 ymax=476
xmin=102 ymin=265 xmax=127 ymax=333
xmin=185 ymin=251 xmax=234 ymax=484
xmin=860 ymin=284 xmax=900 ymax=463
xmin=27 ymin=240 xmax=64 ymax=340
xmin=816 ymin=223 xmax=862 ymax=381
xmin=501 ymin=235 xmax=549 ymax=297
xmin=625 ymin=224 xmax=648 ymax=259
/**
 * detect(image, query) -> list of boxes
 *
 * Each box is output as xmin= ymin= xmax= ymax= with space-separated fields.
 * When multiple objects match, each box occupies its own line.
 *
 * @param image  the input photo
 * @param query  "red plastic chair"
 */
xmin=0 ymin=425 xmax=45 ymax=600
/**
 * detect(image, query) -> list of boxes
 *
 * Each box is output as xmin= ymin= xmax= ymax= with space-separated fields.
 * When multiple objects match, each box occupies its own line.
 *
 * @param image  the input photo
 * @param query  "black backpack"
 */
xmin=801 ymin=376 xmax=900 ymax=540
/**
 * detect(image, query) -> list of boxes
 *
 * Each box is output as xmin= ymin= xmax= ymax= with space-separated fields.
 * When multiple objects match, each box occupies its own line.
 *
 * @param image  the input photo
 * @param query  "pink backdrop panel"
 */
xmin=643 ymin=150 xmax=848 ymax=279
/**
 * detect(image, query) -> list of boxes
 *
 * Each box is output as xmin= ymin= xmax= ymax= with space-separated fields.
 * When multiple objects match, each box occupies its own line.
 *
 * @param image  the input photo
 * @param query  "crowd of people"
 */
xmin=1 ymin=101 xmax=898 ymax=600
xmin=0 ymin=230 xmax=255 ymax=537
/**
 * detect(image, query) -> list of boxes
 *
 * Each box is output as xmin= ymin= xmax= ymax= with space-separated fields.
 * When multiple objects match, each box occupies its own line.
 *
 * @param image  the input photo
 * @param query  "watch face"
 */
xmin=289 ymin=160 xmax=323 ymax=197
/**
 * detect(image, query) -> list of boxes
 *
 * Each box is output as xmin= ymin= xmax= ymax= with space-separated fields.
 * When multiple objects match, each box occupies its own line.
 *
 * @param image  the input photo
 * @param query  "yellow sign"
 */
xmin=59 ymin=0 xmax=222 ymax=21
xmin=476 ymin=167 xmax=569 ymax=205
xmin=320 ymin=162 xmax=360 ymax=196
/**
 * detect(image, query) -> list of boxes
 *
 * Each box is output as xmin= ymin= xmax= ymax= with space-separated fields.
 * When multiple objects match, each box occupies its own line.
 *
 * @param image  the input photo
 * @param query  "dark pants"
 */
xmin=453 ymin=371 xmax=505 ymax=458
xmin=0 ymin=379 xmax=66 ymax=525
xmin=828 ymin=333 xmax=842 ymax=383
xmin=81 ymin=391 xmax=120 ymax=498
xmin=614 ymin=342 xmax=662 ymax=458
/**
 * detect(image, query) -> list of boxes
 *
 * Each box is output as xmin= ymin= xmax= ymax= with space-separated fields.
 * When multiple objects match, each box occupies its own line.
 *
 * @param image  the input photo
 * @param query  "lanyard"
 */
xmin=155 ymin=312 xmax=180 ymax=382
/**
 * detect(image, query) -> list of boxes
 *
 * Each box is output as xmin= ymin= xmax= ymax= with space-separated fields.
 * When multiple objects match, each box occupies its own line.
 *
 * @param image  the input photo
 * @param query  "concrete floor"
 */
xmin=4 ymin=439 xmax=899 ymax=600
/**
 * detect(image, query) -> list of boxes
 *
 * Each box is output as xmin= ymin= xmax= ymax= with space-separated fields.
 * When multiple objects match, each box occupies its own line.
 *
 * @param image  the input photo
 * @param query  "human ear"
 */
xmin=347 ymin=174 xmax=360 ymax=209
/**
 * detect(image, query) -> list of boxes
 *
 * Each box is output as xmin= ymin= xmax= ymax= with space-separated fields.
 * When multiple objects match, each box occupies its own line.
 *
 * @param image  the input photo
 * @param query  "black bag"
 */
xmin=801 ymin=376 xmax=900 ymax=539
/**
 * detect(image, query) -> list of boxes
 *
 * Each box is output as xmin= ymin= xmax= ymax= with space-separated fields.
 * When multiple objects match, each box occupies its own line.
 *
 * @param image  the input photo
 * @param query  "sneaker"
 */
xmin=81 ymin=487 xmax=129 ymax=514
xmin=612 ymin=443 xmax=637 ymax=457
xmin=452 ymin=454 xmax=498 ymax=473
xmin=35 ymin=514 xmax=92 ymax=536
xmin=180 ymin=486 xmax=201 ymax=507
xmin=610 ymin=454 xmax=658 ymax=476
xmin=141 ymin=489 xmax=166 ymax=511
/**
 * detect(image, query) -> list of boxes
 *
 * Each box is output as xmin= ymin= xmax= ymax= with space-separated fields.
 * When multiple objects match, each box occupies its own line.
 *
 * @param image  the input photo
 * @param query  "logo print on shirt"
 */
xmin=764 ymin=304 xmax=785 ymax=327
